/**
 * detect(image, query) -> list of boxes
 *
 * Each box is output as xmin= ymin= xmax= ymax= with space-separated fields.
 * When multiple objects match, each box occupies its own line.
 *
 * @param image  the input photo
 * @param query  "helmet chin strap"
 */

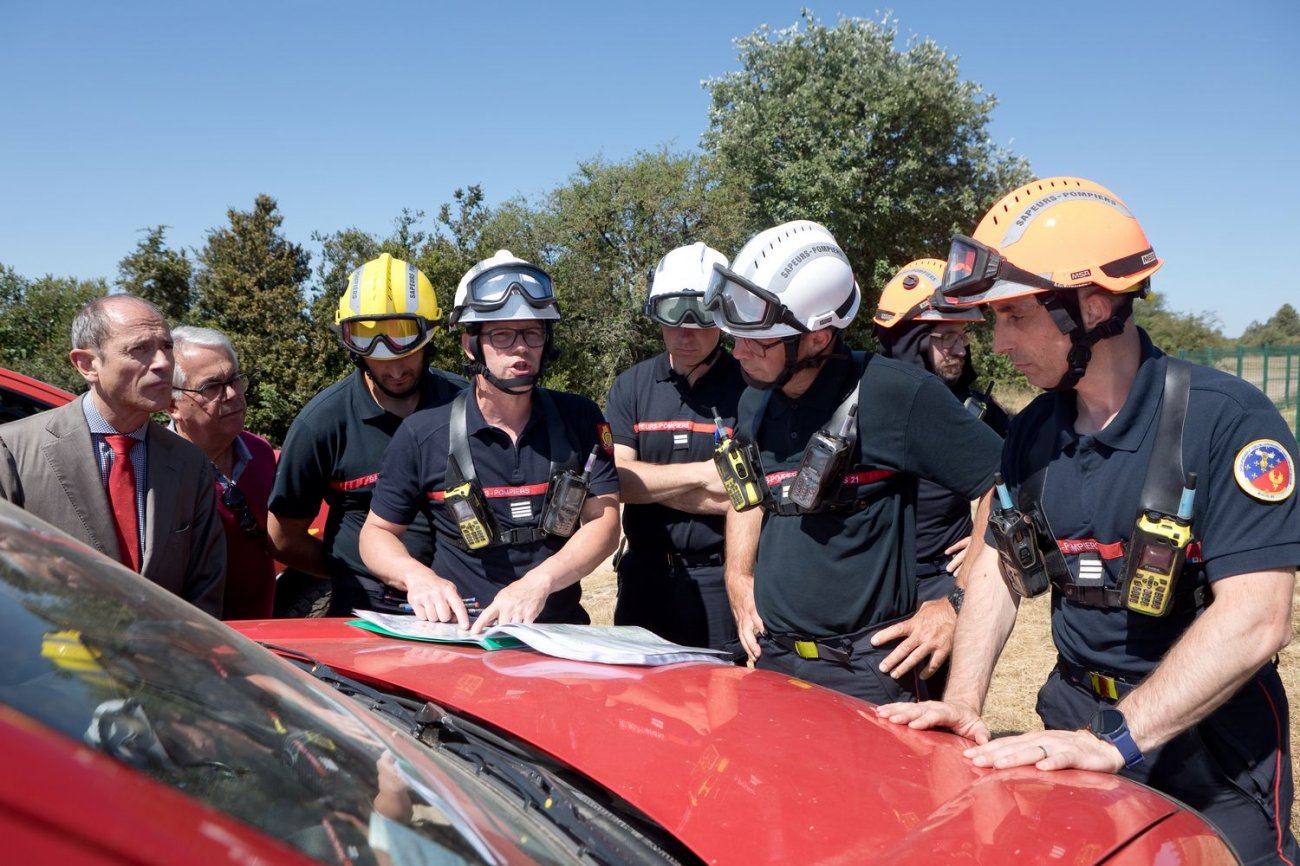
xmin=463 ymin=325 xmax=556 ymax=396
xmin=670 ymin=335 xmax=723 ymax=382
xmin=744 ymin=333 xmax=837 ymax=392
xmin=1038 ymin=291 xmax=1134 ymax=392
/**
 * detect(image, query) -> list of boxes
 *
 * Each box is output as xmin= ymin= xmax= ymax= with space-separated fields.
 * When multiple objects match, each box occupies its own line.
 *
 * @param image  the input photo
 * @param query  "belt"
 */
xmin=1057 ymin=658 xmax=1141 ymax=701
xmin=664 ymin=550 xmax=724 ymax=569
xmin=764 ymin=613 xmax=912 ymax=665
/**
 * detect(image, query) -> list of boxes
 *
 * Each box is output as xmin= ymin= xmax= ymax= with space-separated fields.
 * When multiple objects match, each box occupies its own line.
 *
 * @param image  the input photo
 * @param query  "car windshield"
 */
xmin=0 ymin=509 xmax=579 ymax=865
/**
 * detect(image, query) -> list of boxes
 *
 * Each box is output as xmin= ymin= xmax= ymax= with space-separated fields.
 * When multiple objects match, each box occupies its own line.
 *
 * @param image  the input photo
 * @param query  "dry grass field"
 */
xmin=581 ymin=567 xmax=1300 ymax=836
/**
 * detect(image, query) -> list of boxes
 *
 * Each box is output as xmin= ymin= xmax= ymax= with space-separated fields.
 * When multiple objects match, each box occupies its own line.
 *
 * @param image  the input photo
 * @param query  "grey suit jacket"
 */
xmin=0 ymin=397 xmax=226 ymax=616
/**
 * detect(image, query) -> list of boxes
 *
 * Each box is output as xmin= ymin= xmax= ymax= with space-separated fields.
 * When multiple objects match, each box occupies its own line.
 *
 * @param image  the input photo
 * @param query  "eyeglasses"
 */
xmin=482 ymin=327 xmax=547 ymax=349
xmin=338 ymin=316 xmax=430 ymax=358
xmin=220 ymin=481 xmax=263 ymax=539
xmin=176 ymin=373 xmax=249 ymax=403
xmin=930 ymin=330 xmax=971 ymax=352
xmin=735 ymin=336 xmax=789 ymax=358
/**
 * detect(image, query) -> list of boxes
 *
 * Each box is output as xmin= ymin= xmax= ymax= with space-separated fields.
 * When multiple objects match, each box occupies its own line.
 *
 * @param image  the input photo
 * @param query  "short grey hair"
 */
xmin=171 ymin=325 xmax=238 ymax=391
xmin=71 ymin=294 xmax=166 ymax=351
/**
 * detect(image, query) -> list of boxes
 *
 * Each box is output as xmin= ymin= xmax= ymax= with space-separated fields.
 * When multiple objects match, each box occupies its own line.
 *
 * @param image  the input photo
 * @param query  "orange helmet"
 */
xmin=938 ymin=177 xmax=1162 ymax=307
xmin=873 ymin=259 xmax=983 ymax=329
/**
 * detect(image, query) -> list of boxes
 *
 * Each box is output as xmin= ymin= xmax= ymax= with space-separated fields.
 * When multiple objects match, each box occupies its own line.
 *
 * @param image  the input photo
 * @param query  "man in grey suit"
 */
xmin=0 ymin=294 xmax=225 ymax=616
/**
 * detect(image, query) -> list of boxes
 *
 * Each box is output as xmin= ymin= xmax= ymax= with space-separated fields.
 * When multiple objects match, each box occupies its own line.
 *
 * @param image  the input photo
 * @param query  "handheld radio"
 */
xmin=540 ymin=446 xmax=600 ymax=538
xmin=444 ymin=481 xmax=495 ymax=550
xmin=711 ymin=407 xmax=768 ymax=511
xmin=987 ymin=474 xmax=1052 ymax=598
xmin=787 ymin=405 xmax=858 ymax=510
xmin=1122 ymin=473 xmax=1196 ymax=617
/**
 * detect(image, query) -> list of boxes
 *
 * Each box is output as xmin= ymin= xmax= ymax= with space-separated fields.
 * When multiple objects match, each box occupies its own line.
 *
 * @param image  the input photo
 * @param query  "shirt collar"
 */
xmin=81 ymin=393 xmax=149 ymax=440
xmin=769 ymin=345 xmax=858 ymax=419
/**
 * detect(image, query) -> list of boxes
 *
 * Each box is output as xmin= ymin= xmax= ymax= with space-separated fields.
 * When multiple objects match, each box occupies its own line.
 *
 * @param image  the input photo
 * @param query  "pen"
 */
xmin=401 ymin=597 xmax=482 ymax=614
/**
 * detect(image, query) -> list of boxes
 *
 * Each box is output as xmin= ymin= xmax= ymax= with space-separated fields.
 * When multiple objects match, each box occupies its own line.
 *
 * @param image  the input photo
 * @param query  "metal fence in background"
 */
xmin=1177 ymin=345 xmax=1300 ymax=433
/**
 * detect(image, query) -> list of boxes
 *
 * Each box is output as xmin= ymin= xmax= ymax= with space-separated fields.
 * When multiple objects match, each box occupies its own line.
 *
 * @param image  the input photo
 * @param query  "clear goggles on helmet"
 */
xmin=644 ymin=291 xmax=716 ymax=327
xmin=702 ymin=263 xmax=810 ymax=334
xmin=939 ymin=235 xmax=1061 ymax=304
xmin=462 ymin=263 xmax=558 ymax=313
xmin=338 ymin=315 xmax=430 ymax=357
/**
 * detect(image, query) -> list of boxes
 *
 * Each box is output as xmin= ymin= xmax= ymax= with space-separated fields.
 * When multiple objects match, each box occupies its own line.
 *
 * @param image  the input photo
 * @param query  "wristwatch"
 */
xmin=1088 ymin=707 xmax=1144 ymax=768
xmin=947 ymin=586 xmax=965 ymax=613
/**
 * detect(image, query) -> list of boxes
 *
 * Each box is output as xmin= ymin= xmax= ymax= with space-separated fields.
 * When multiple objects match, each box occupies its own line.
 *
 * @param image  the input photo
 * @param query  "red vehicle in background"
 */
xmin=0 ymin=367 xmax=76 ymax=423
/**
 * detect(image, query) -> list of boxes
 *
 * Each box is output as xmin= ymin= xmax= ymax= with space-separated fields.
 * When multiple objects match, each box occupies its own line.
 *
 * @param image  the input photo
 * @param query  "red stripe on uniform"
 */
xmin=428 ymin=482 xmax=550 ymax=502
xmin=329 ymin=473 xmax=380 ymax=491
xmin=633 ymin=420 xmax=729 ymax=435
xmin=1056 ymin=538 xmax=1203 ymax=563
xmin=766 ymin=469 xmax=896 ymax=486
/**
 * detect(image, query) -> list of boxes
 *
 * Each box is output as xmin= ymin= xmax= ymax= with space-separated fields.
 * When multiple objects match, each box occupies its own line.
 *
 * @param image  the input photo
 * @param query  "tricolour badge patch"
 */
xmin=1232 ymin=439 xmax=1295 ymax=502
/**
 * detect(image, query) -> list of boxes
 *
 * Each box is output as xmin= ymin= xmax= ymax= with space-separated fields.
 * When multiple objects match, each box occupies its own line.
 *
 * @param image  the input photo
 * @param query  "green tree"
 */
xmin=702 ymin=11 xmax=1032 ymax=347
xmin=1238 ymin=303 xmax=1300 ymax=347
xmin=1134 ymin=291 xmax=1227 ymax=353
xmin=0 ymin=268 xmax=105 ymax=392
xmin=192 ymin=195 xmax=315 ymax=442
xmin=116 ymin=226 xmax=193 ymax=323
xmin=539 ymin=150 xmax=751 ymax=400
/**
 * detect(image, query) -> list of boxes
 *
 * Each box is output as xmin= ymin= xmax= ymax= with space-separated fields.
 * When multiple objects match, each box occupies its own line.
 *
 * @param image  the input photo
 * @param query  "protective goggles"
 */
xmin=462 ymin=263 xmax=558 ymax=313
xmin=643 ymin=292 xmax=715 ymax=327
xmin=939 ymin=235 xmax=1060 ymax=304
xmin=702 ymin=264 xmax=810 ymax=334
xmin=338 ymin=315 xmax=430 ymax=357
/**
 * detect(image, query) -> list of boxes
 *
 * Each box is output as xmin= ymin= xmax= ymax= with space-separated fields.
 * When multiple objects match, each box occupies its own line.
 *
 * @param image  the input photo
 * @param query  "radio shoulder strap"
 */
xmin=448 ymin=389 xmax=473 ymax=485
xmin=1138 ymin=358 xmax=1191 ymax=515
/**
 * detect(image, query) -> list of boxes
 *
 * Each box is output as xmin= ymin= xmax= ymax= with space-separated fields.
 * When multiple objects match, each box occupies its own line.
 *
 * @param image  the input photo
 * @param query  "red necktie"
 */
xmin=105 ymin=434 xmax=140 ymax=572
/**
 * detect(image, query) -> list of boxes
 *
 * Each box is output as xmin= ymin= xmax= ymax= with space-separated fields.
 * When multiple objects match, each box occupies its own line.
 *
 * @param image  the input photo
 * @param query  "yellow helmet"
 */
xmin=334 ymin=253 xmax=441 ymax=359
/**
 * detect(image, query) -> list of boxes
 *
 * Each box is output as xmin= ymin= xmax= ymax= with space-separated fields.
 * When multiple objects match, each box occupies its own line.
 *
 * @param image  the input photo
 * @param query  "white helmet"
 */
xmin=705 ymin=220 xmax=859 ymax=339
xmin=644 ymin=242 xmax=728 ymax=329
xmin=449 ymin=250 xmax=561 ymax=327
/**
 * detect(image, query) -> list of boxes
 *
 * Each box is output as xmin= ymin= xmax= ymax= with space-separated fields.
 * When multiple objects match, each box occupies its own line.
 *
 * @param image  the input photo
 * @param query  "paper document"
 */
xmin=348 ymin=611 xmax=732 ymax=666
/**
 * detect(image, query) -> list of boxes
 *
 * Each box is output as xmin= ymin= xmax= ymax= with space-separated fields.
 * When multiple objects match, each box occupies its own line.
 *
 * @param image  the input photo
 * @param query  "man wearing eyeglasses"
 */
xmin=360 ymin=251 xmax=620 ymax=630
xmin=706 ymin=221 xmax=1001 ymax=704
xmin=268 ymin=254 xmax=466 ymax=616
xmin=0 ymin=294 xmax=226 ymax=616
xmin=604 ymin=243 xmax=746 ymax=657
xmin=168 ymin=325 xmax=277 ymax=619
xmin=869 ymin=260 xmax=1010 ymax=696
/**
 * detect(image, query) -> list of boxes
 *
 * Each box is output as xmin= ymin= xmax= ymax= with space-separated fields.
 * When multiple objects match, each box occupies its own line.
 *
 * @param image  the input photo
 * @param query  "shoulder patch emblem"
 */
xmin=1232 ymin=439 xmax=1295 ymax=502
xmin=598 ymin=422 xmax=614 ymax=455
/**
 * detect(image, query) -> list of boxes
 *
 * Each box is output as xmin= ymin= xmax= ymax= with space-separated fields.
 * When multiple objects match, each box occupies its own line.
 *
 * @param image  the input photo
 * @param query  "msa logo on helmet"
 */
xmin=1070 ymin=269 xmax=1092 ymax=280
xmin=779 ymin=244 xmax=848 ymax=280
xmin=1141 ymin=251 xmax=1158 ymax=265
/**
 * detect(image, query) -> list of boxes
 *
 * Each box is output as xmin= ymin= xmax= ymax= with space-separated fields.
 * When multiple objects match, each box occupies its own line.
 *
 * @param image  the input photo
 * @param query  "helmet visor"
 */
xmin=939 ymin=235 xmax=1060 ymax=306
xmin=340 ymin=316 xmax=429 ymax=357
xmin=464 ymin=263 xmax=557 ymax=313
xmin=703 ymin=264 xmax=808 ymax=333
xmin=645 ymin=292 xmax=715 ymax=327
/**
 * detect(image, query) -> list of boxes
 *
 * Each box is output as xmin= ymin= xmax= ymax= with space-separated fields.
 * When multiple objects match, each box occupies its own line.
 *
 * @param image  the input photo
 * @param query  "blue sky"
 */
xmin=2 ymin=1 xmax=1296 ymax=337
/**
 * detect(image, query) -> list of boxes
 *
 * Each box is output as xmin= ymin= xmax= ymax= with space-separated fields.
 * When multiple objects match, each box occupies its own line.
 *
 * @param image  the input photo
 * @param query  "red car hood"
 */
xmin=234 ymin=618 xmax=1235 ymax=865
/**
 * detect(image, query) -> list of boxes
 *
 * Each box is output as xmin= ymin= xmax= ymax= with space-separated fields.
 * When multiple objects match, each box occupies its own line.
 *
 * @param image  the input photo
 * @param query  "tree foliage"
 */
xmin=116 ymin=226 xmax=193 ymax=322
xmin=192 ymin=195 xmax=316 ymax=442
xmin=0 ymin=266 xmax=105 ymax=393
xmin=702 ymin=10 xmax=1032 ymax=349
xmin=1238 ymin=303 xmax=1300 ymax=348
xmin=1133 ymin=291 xmax=1227 ymax=353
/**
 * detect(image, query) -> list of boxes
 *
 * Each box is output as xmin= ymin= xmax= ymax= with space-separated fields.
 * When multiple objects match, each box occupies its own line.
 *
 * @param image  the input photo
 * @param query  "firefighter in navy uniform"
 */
xmin=871 ymin=259 xmax=1010 ymax=696
xmin=707 ymin=220 xmax=1002 ymax=703
xmin=605 ymin=243 xmax=746 ymax=655
xmin=359 ymin=251 xmax=620 ymax=630
xmin=878 ymin=177 xmax=1299 ymax=865
xmin=267 ymin=254 xmax=465 ymax=615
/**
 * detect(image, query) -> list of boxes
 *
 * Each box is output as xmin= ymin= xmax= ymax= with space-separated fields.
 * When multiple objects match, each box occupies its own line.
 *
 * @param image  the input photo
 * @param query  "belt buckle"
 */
xmin=793 ymin=640 xmax=820 ymax=660
xmin=1088 ymin=671 xmax=1121 ymax=701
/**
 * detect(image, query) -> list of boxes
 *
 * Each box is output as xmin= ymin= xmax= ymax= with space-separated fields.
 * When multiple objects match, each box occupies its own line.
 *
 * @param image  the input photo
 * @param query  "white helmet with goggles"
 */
xmin=704 ymin=220 xmax=859 ymax=340
xmin=644 ymin=242 xmax=727 ymax=329
xmin=334 ymin=253 xmax=440 ymax=360
xmin=449 ymin=250 xmax=560 ymax=327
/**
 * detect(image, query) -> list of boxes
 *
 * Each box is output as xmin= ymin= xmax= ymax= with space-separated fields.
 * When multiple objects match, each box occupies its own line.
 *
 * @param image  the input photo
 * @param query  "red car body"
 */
xmin=233 ymin=618 xmax=1237 ymax=865
xmin=0 ymin=366 xmax=75 ymax=421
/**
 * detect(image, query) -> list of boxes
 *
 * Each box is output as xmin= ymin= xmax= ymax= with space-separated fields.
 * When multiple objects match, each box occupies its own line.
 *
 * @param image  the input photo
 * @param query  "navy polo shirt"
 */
xmin=605 ymin=350 xmax=745 ymax=557
xmin=370 ymin=384 xmax=620 ymax=623
xmin=269 ymin=368 xmax=466 ymax=585
xmin=1001 ymin=329 xmax=1300 ymax=676
xmin=743 ymin=349 xmax=1002 ymax=636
